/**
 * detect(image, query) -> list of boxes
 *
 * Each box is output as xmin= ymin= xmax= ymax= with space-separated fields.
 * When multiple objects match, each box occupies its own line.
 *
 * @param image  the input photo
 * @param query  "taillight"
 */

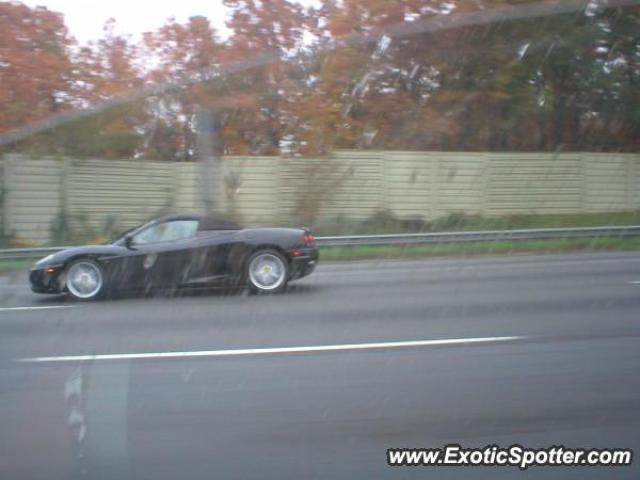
xmin=302 ymin=233 xmax=315 ymax=246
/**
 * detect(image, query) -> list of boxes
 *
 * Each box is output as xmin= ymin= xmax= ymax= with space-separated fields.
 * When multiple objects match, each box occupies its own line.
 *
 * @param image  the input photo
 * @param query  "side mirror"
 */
xmin=124 ymin=234 xmax=136 ymax=250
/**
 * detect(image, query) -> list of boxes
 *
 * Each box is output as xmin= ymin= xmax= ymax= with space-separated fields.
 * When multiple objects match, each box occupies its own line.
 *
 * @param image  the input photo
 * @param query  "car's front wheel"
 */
xmin=246 ymin=250 xmax=289 ymax=294
xmin=65 ymin=259 xmax=106 ymax=301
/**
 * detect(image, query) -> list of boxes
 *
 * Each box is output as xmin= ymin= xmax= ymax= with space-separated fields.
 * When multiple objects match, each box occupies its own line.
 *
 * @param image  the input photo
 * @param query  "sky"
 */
xmin=21 ymin=0 xmax=232 ymax=43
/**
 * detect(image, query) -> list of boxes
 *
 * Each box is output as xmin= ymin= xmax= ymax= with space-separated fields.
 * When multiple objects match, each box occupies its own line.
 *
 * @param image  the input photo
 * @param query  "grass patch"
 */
xmin=432 ymin=212 xmax=640 ymax=231
xmin=319 ymin=236 xmax=640 ymax=261
xmin=0 ymin=259 xmax=33 ymax=274
xmin=311 ymin=211 xmax=640 ymax=236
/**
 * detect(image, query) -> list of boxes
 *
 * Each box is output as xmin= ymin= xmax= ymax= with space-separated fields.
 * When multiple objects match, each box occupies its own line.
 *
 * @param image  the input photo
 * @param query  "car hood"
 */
xmin=32 ymin=244 xmax=127 ymax=268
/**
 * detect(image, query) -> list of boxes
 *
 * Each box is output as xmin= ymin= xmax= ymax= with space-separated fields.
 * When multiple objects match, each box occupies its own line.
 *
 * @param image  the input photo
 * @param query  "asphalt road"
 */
xmin=1 ymin=251 xmax=639 ymax=479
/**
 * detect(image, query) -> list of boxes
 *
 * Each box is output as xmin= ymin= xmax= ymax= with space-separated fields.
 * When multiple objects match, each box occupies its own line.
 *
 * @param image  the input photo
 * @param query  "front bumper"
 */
xmin=29 ymin=266 xmax=64 ymax=294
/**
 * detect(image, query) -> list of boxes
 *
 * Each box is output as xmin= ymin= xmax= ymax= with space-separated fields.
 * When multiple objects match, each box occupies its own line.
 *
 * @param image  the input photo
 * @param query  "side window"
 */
xmin=133 ymin=220 xmax=199 ymax=244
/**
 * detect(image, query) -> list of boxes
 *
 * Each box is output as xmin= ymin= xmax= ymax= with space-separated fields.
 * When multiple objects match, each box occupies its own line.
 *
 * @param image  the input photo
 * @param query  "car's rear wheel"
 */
xmin=65 ymin=259 xmax=106 ymax=301
xmin=246 ymin=250 xmax=288 ymax=294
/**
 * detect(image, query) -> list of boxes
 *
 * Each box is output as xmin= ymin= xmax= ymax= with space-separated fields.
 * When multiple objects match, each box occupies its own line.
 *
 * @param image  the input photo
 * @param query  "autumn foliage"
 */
xmin=1 ymin=0 xmax=639 ymax=158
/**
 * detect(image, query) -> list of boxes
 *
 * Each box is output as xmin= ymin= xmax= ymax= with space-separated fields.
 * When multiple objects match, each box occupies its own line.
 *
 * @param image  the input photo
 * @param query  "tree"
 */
xmin=144 ymin=15 xmax=225 ymax=159
xmin=0 ymin=2 xmax=74 ymax=136
xmin=59 ymin=19 xmax=146 ymax=158
xmin=2 ymin=0 xmax=639 ymax=157
xmin=220 ymin=0 xmax=311 ymax=155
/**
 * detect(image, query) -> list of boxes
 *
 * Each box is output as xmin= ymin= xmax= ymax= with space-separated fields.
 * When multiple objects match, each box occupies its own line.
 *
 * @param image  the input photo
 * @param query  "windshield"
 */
xmin=109 ymin=225 xmax=139 ymax=244
xmin=1 ymin=1 xmax=639 ymax=479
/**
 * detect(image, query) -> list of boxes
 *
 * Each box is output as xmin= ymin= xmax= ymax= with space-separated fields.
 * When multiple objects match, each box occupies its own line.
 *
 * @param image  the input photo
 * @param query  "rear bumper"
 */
xmin=290 ymin=248 xmax=319 ymax=280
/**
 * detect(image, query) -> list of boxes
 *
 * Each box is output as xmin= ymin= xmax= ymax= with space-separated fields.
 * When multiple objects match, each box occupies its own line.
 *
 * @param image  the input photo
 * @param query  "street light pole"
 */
xmin=196 ymin=108 xmax=221 ymax=215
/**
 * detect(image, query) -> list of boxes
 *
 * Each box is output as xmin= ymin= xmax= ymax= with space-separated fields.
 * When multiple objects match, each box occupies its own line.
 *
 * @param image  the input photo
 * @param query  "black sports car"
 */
xmin=29 ymin=214 xmax=318 ymax=300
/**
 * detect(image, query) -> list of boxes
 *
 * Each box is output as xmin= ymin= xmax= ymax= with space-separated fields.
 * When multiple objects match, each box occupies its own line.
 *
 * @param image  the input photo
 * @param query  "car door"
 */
xmin=118 ymin=219 xmax=200 ymax=290
xmin=179 ymin=230 xmax=240 ymax=287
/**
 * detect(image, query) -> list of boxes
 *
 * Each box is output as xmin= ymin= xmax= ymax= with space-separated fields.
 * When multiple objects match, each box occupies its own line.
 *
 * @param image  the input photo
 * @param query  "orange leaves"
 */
xmin=145 ymin=16 xmax=220 ymax=79
xmin=2 ymin=0 xmax=639 ymax=156
xmin=0 ymin=2 xmax=72 ymax=133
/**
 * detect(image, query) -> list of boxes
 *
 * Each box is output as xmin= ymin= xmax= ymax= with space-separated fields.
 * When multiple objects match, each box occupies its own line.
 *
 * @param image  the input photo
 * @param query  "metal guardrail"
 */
xmin=0 ymin=246 xmax=71 ymax=260
xmin=1 ymin=226 xmax=639 ymax=260
xmin=315 ymin=225 xmax=640 ymax=247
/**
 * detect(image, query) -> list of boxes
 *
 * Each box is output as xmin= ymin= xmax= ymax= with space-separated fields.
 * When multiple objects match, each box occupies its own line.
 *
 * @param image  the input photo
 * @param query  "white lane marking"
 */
xmin=628 ymin=281 xmax=640 ymax=285
xmin=0 ymin=305 xmax=76 ymax=312
xmin=16 ymin=336 xmax=524 ymax=363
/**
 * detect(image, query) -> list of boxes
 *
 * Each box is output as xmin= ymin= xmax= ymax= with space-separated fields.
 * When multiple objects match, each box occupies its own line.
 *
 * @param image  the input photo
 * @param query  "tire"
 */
xmin=246 ymin=249 xmax=289 ymax=294
xmin=64 ymin=259 xmax=106 ymax=301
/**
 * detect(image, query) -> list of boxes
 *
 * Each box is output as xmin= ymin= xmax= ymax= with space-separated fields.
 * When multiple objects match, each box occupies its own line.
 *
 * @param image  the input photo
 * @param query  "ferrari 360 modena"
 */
xmin=29 ymin=214 xmax=318 ymax=300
